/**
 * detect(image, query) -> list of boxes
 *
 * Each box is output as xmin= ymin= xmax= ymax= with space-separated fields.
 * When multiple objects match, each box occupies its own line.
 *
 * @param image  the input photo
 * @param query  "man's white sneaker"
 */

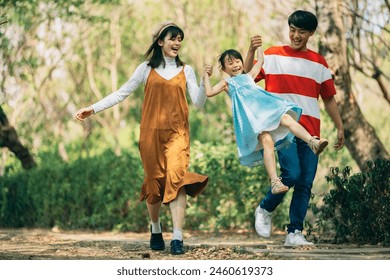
xmin=254 ymin=206 xmax=272 ymax=238
xmin=284 ymin=230 xmax=314 ymax=246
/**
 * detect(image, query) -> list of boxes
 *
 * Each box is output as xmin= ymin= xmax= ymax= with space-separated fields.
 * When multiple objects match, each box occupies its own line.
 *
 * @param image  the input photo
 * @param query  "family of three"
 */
xmin=75 ymin=10 xmax=345 ymax=254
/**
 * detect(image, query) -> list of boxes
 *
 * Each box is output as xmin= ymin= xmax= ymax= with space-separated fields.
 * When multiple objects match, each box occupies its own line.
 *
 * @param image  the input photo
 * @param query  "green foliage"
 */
xmin=0 ymin=149 xmax=145 ymax=231
xmin=313 ymin=159 xmax=390 ymax=245
xmin=0 ymin=142 xmax=291 ymax=232
xmin=0 ymin=0 xmax=388 ymax=244
xmin=186 ymin=141 xmax=291 ymax=231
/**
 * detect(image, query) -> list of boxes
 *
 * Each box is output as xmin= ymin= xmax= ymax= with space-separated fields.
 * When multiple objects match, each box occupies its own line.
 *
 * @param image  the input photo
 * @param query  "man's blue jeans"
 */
xmin=260 ymin=137 xmax=318 ymax=233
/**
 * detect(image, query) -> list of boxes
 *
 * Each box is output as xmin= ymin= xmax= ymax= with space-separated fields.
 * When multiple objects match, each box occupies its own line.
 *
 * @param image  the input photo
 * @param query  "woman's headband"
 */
xmin=152 ymin=21 xmax=178 ymax=42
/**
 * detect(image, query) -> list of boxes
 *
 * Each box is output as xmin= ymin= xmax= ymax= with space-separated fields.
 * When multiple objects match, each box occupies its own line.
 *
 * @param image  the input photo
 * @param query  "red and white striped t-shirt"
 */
xmin=255 ymin=45 xmax=336 ymax=137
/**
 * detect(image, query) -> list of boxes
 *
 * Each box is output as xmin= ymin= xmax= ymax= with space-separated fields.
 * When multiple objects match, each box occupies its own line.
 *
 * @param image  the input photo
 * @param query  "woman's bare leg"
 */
xmin=147 ymin=201 xmax=162 ymax=233
xmin=147 ymin=200 xmax=164 ymax=250
xmin=169 ymin=187 xmax=186 ymax=240
xmin=147 ymin=201 xmax=161 ymax=223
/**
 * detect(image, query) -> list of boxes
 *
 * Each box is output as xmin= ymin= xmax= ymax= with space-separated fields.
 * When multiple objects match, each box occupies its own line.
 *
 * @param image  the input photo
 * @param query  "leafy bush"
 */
xmin=185 ymin=141 xmax=290 ymax=231
xmin=313 ymin=158 xmax=390 ymax=245
xmin=0 ymin=142 xmax=290 ymax=232
xmin=0 ymin=150 xmax=146 ymax=231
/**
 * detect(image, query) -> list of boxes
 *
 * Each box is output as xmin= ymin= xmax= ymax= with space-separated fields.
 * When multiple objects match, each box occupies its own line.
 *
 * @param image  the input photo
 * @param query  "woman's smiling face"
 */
xmin=159 ymin=32 xmax=182 ymax=58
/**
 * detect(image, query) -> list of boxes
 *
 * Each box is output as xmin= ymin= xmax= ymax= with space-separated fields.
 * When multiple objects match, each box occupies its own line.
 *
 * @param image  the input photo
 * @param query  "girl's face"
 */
xmin=158 ymin=32 xmax=182 ymax=58
xmin=288 ymin=24 xmax=314 ymax=51
xmin=222 ymin=56 xmax=244 ymax=77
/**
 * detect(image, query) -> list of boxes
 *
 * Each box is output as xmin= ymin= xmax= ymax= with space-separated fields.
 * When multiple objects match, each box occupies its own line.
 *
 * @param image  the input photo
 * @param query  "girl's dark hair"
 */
xmin=145 ymin=25 xmax=185 ymax=68
xmin=288 ymin=10 xmax=318 ymax=31
xmin=218 ymin=49 xmax=243 ymax=69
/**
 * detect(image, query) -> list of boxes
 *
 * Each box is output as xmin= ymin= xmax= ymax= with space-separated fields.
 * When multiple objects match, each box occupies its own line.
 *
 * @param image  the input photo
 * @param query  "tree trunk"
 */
xmin=0 ymin=106 xmax=36 ymax=170
xmin=315 ymin=0 xmax=388 ymax=171
xmin=373 ymin=70 xmax=390 ymax=105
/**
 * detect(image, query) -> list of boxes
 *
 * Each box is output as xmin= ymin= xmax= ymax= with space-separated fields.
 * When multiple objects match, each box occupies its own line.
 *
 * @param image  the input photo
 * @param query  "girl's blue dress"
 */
xmin=226 ymin=74 xmax=302 ymax=167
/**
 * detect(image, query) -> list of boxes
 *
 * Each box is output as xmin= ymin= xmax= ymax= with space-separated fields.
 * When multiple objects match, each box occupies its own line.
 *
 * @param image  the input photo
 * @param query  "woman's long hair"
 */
xmin=145 ymin=26 xmax=185 ymax=68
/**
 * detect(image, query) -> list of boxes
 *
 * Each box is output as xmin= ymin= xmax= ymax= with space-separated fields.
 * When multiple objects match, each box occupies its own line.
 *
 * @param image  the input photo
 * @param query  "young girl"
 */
xmin=203 ymin=39 xmax=328 ymax=195
xmin=75 ymin=22 xmax=209 ymax=255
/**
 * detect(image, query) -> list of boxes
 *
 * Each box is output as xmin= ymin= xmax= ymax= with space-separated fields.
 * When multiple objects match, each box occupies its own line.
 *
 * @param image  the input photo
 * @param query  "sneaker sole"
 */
xmin=271 ymin=186 xmax=289 ymax=195
xmin=284 ymin=243 xmax=314 ymax=247
xmin=255 ymin=229 xmax=271 ymax=238
xmin=315 ymin=140 xmax=328 ymax=155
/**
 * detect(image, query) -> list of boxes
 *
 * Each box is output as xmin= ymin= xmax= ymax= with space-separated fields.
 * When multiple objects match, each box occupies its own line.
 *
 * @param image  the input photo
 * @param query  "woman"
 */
xmin=75 ymin=22 xmax=209 ymax=255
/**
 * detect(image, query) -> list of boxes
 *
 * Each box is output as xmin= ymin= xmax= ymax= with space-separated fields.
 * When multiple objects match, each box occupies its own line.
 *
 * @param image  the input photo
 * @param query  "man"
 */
xmin=244 ymin=10 xmax=344 ymax=246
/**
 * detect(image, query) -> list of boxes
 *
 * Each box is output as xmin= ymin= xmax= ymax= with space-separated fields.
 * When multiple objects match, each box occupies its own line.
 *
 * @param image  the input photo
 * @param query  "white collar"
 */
xmin=164 ymin=56 xmax=177 ymax=66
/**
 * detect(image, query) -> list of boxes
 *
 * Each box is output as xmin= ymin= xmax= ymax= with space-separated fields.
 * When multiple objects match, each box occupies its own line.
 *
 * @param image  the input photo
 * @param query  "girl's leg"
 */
xmin=259 ymin=132 xmax=289 ymax=194
xmin=280 ymin=114 xmax=312 ymax=142
xmin=280 ymin=114 xmax=328 ymax=155
xmin=259 ymin=132 xmax=278 ymax=181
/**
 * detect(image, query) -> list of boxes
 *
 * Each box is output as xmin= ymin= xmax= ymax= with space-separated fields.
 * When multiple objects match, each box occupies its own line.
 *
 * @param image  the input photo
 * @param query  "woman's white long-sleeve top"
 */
xmin=91 ymin=57 xmax=206 ymax=113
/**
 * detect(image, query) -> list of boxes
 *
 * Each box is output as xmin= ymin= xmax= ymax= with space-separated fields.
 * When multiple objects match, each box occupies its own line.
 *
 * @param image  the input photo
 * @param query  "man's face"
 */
xmin=288 ymin=24 xmax=314 ymax=51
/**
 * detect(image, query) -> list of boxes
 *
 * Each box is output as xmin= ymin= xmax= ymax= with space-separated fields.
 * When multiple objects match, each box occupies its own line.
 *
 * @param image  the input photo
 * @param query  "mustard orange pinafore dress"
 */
xmin=139 ymin=67 xmax=208 ymax=204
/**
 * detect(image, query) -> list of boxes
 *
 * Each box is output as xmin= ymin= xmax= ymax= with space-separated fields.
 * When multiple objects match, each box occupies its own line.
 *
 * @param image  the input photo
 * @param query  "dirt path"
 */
xmin=0 ymin=228 xmax=389 ymax=260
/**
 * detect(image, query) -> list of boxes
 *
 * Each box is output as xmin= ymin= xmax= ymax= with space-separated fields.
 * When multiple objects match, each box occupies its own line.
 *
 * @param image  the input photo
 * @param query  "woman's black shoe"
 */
xmin=150 ymin=225 xmax=165 ymax=250
xmin=170 ymin=239 xmax=185 ymax=255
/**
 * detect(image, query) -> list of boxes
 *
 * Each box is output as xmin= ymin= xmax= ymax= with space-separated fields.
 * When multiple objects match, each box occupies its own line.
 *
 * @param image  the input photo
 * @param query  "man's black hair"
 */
xmin=288 ymin=10 xmax=318 ymax=31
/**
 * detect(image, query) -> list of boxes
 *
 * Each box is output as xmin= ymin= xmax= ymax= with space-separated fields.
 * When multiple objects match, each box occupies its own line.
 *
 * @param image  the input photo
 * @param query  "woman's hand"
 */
xmin=74 ymin=107 xmax=94 ymax=122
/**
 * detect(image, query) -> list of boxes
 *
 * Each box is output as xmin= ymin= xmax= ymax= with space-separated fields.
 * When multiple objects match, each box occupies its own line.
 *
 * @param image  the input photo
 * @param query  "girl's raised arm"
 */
xmin=248 ymin=45 xmax=264 ymax=79
xmin=244 ymin=34 xmax=262 ymax=73
xmin=203 ymin=64 xmax=228 ymax=97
